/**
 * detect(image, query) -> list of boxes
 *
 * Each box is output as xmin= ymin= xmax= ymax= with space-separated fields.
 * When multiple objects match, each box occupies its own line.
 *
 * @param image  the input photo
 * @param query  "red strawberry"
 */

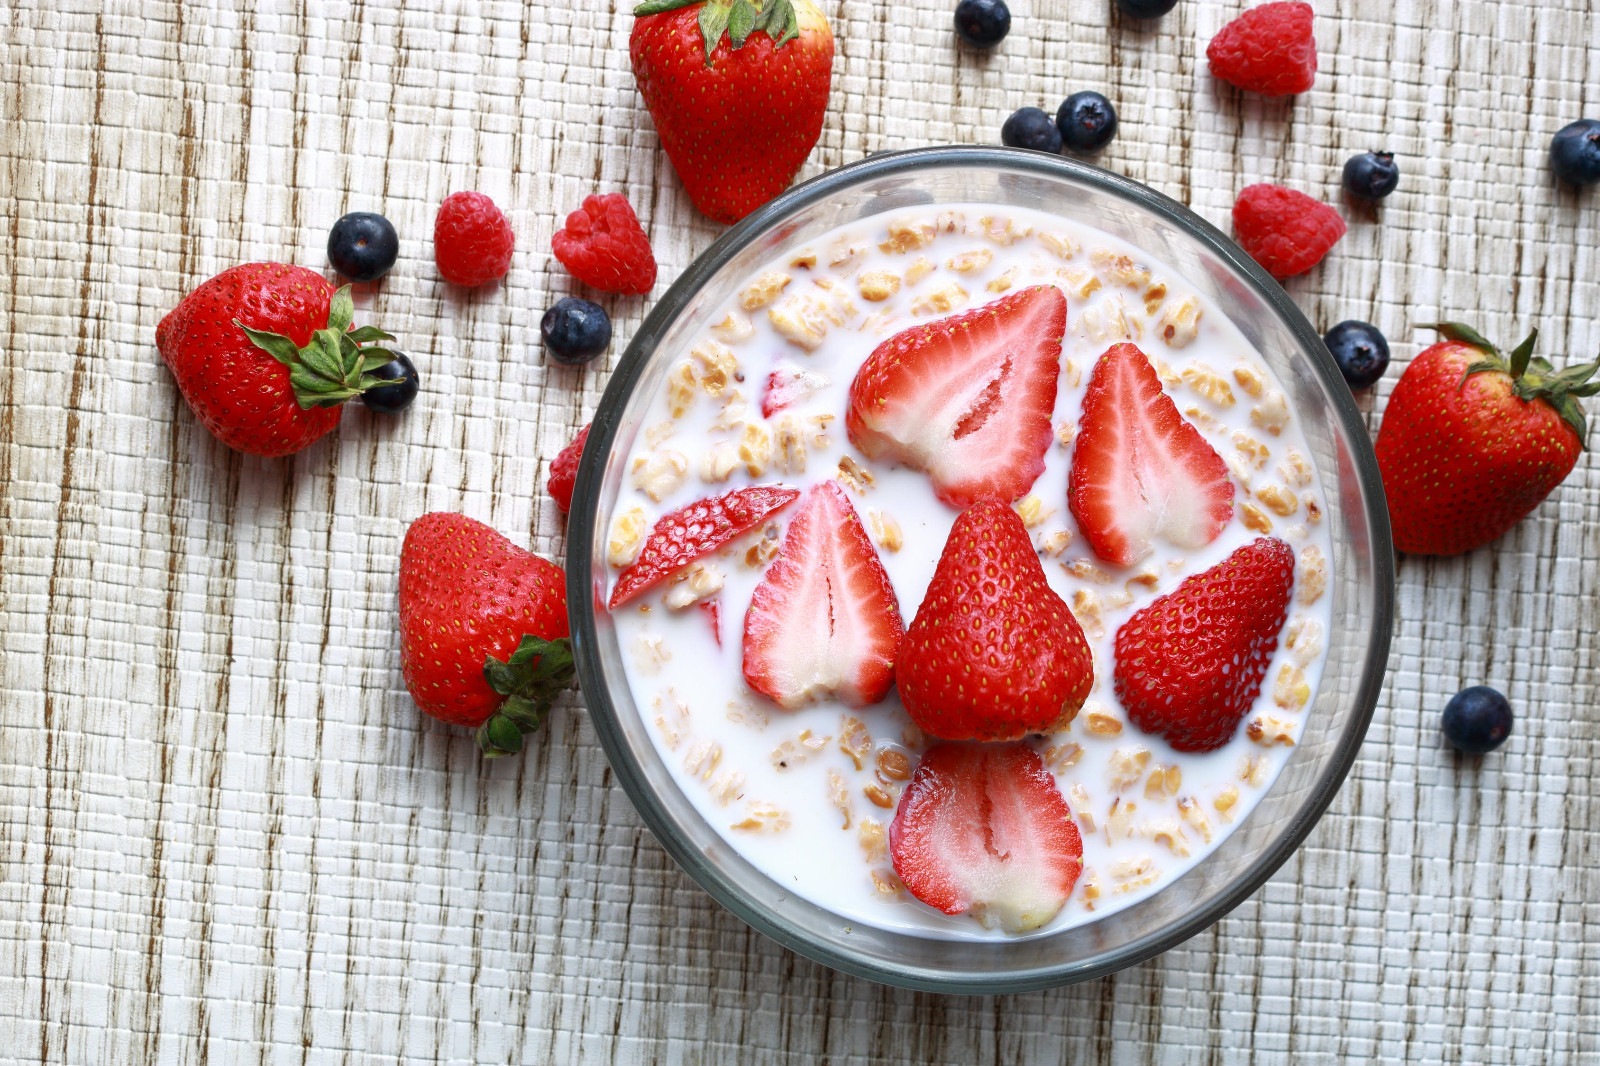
xmin=760 ymin=364 xmax=829 ymax=417
xmin=897 ymin=498 xmax=1094 ymax=741
xmin=699 ymin=598 xmax=723 ymax=646
xmin=1115 ymin=536 xmax=1294 ymax=753
xmin=847 ymin=287 xmax=1066 ymax=508
xmin=550 ymin=194 xmax=658 ymax=295
xmin=630 ymin=0 xmax=834 ymax=224
xmin=1232 ymin=184 xmax=1346 ymax=280
xmin=156 ymin=264 xmax=400 ymax=456
xmin=1375 ymin=324 xmax=1598 ymax=555
xmin=742 ymin=481 xmax=903 ymax=709
xmin=610 ymin=484 xmax=800 ymax=608
xmin=398 ymin=513 xmax=572 ymax=758
xmin=548 ymin=422 xmax=591 ymax=514
xmin=1206 ymin=2 xmax=1317 ymax=97
xmin=1069 ymin=343 xmax=1235 ymax=566
xmin=889 ymin=742 xmax=1083 ymax=933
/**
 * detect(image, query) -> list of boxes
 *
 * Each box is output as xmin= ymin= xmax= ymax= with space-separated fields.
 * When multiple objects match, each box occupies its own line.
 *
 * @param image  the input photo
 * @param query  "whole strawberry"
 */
xmin=157 ymin=264 xmax=400 ymax=456
xmin=630 ymin=0 xmax=834 ymax=224
xmin=399 ymin=513 xmax=573 ymax=758
xmin=1375 ymin=324 xmax=1598 ymax=555
xmin=897 ymin=498 xmax=1094 ymax=742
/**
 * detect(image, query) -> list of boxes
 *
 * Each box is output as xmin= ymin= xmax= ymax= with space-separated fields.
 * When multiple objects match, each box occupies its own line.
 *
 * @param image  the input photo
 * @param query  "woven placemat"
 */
xmin=2 ymin=1 xmax=1597 ymax=1062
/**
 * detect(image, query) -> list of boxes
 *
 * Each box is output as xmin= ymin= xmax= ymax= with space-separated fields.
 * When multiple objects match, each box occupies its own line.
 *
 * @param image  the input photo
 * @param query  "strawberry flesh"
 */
xmin=761 ymin=364 xmax=830 ymax=417
xmin=609 ymin=485 xmax=800 ymax=608
xmin=846 ymin=286 xmax=1066 ymax=508
xmin=889 ymin=742 xmax=1083 ymax=933
xmin=1069 ymin=343 xmax=1235 ymax=566
xmin=742 ymin=481 xmax=903 ymax=709
xmin=1114 ymin=536 xmax=1295 ymax=752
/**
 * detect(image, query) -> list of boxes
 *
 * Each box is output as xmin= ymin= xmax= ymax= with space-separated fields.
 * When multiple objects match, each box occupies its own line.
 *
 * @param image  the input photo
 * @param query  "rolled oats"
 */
xmin=684 ymin=739 xmax=722 ymax=780
xmin=1037 ymin=529 xmax=1074 ymax=556
xmin=1057 ymin=267 xmax=1102 ymax=300
xmin=632 ymin=450 xmax=689 ymax=501
xmin=740 ymin=270 xmax=791 ymax=310
xmin=1255 ymin=483 xmax=1299 ymax=517
xmin=986 ymin=267 xmax=1017 ymax=293
xmin=1184 ymin=405 xmax=1226 ymax=434
xmin=1241 ymin=502 xmax=1273 ymax=534
xmin=1013 ymin=495 xmax=1053 ymax=528
xmin=1247 ymin=715 xmax=1297 ymax=747
xmin=1109 ymin=746 xmax=1152 ymax=790
xmin=866 ymin=510 xmax=902 ymax=552
xmin=708 ymin=770 xmax=746 ymax=806
xmin=1233 ymin=431 xmax=1271 ymax=469
xmin=858 ymin=818 xmax=887 ymax=862
xmin=691 ymin=340 xmax=740 ymax=397
xmin=1091 ymin=249 xmax=1153 ymax=289
xmin=836 ymin=455 xmax=875 ymax=492
xmin=609 ymin=507 xmax=648 ymax=567
xmin=903 ymin=256 xmax=935 ymax=286
xmin=980 ymin=216 xmax=1029 ymax=245
xmin=1044 ymin=742 xmax=1084 ymax=772
xmin=1143 ymin=763 xmax=1182 ymax=800
xmin=880 ymin=218 xmax=935 ymax=254
xmin=773 ymin=414 xmax=806 ymax=474
xmin=911 ymin=281 xmax=968 ymax=316
xmin=1071 ymin=589 xmax=1106 ymax=640
xmin=1178 ymin=797 xmax=1214 ymax=843
xmin=1232 ymin=364 xmax=1266 ymax=398
xmin=1251 ymin=390 xmax=1290 ymax=436
xmin=1142 ymin=281 xmax=1168 ymax=316
xmin=1084 ymin=705 xmax=1123 ymax=737
xmin=1214 ymin=786 xmax=1239 ymax=821
xmin=840 ymin=715 xmax=872 ymax=770
xmin=1296 ymin=545 xmax=1327 ymax=605
xmin=1273 ymin=664 xmax=1310 ymax=710
xmin=1182 ymin=365 xmax=1236 ymax=407
xmin=737 ymin=422 xmax=771 ymax=476
xmin=1106 ymin=798 xmax=1137 ymax=841
xmin=857 ymin=270 xmax=901 ymax=302
xmin=730 ymin=801 xmax=790 ymax=832
xmin=743 ymin=523 xmax=781 ymax=567
xmin=789 ymin=250 xmax=817 ymax=269
xmin=663 ymin=562 xmax=724 ymax=610
xmin=667 ymin=360 xmax=698 ymax=417
xmin=863 ymin=783 xmax=895 ymax=809
xmin=1070 ymin=784 xmax=1094 ymax=831
xmin=1142 ymin=818 xmax=1191 ymax=857
xmin=947 ymin=248 xmax=994 ymax=273
xmin=826 ymin=770 xmax=852 ymax=829
xmin=1037 ymin=231 xmax=1081 ymax=259
xmin=711 ymin=311 xmax=756 ymax=343
xmin=869 ymin=868 xmax=904 ymax=895
xmin=1286 ymin=616 xmax=1323 ymax=667
xmin=1157 ymin=295 xmax=1203 ymax=348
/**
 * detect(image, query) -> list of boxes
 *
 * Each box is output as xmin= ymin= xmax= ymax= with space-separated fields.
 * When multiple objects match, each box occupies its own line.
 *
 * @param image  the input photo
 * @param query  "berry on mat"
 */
xmin=433 ymin=192 xmax=515 ymax=287
xmin=889 ymin=742 xmax=1083 ymax=933
xmin=360 ymin=351 xmax=420 ymax=414
xmin=1056 ymin=91 xmax=1118 ymax=154
xmin=1342 ymin=151 xmax=1400 ymax=202
xmin=896 ymin=498 xmax=1094 ymax=741
xmin=547 ymin=422 xmax=591 ymax=515
xmin=1115 ymin=537 xmax=1295 ymax=753
xmin=1001 ymin=107 xmax=1063 ymax=154
xmin=1442 ymin=686 xmax=1513 ymax=754
xmin=1116 ymin=0 xmax=1178 ymax=16
xmin=327 ymin=211 xmax=400 ymax=283
xmin=551 ymin=193 xmax=658 ymax=295
xmin=1206 ymin=2 xmax=1317 ymax=97
xmin=1323 ymin=320 xmax=1390 ymax=390
xmin=610 ymin=485 xmax=801 ymax=608
xmin=847 ymin=286 xmax=1066 ymax=508
xmin=1550 ymin=119 xmax=1600 ymax=187
xmin=1232 ymin=183 xmax=1346 ymax=279
xmin=742 ymin=481 xmax=904 ymax=709
xmin=1068 ymin=343 xmax=1235 ymax=566
xmin=541 ymin=297 xmax=613 ymax=366
xmin=954 ymin=0 xmax=1010 ymax=48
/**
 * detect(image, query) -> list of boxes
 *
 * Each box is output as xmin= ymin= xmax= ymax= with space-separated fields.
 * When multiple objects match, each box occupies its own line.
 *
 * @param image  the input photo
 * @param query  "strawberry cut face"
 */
xmin=1069 ymin=342 xmax=1236 ymax=566
xmin=846 ymin=286 xmax=1066 ymax=508
xmin=889 ymin=742 xmax=1083 ymax=934
xmin=742 ymin=481 xmax=903 ymax=709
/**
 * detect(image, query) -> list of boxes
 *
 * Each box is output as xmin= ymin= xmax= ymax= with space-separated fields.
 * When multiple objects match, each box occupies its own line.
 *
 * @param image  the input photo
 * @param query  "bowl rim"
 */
xmin=566 ymin=146 xmax=1395 ymax=993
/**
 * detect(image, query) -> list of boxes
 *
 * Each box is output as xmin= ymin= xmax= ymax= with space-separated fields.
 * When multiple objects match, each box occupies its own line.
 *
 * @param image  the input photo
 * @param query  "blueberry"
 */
xmin=541 ymin=297 xmax=612 ymax=366
xmin=1550 ymin=119 xmax=1600 ymax=187
xmin=1001 ymin=107 xmax=1062 ymax=154
xmin=1057 ymin=92 xmax=1119 ymax=154
xmin=360 ymin=351 xmax=419 ymax=414
xmin=1442 ymin=686 xmax=1514 ymax=755
xmin=954 ymin=0 xmax=1010 ymax=48
xmin=1323 ymin=320 xmax=1390 ymax=390
xmin=1342 ymin=151 xmax=1400 ymax=202
xmin=327 ymin=212 xmax=400 ymax=283
xmin=1115 ymin=0 xmax=1178 ymax=16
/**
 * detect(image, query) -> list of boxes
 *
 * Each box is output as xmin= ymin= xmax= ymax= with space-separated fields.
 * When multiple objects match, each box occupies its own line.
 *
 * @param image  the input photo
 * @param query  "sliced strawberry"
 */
xmin=699 ymin=598 xmax=722 ymax=647
xmin=846 ymin=286 xmax=1066 ymax=508
xmin=761 ymin=365 xmax=830 ymax=418
xmin=609 ymin=485 xmax=799 ymax=608
xmin=547 ymin=422 xmax=590 ymax=515
xmin=889 ymin=742 xmax=1083 ymax=933
xmin=1069 ymin=343 xmax=1235 ymax=566
xmin=742 ymin=481 xmax=903 ymax=709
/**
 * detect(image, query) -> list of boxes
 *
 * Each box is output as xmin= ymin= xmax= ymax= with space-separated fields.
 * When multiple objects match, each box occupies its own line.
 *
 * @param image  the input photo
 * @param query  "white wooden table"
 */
xmin=3 ymin=1 xmax=1598 ymax=1061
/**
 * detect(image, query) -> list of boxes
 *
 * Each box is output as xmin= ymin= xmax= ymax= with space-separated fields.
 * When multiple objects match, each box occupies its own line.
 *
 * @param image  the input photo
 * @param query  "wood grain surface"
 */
xmin=2 ymin=1 xmax=1599 ymax=1062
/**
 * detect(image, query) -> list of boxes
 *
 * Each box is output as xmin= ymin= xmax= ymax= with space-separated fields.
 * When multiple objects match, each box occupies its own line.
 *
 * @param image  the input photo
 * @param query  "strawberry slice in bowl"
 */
xmin=890 ymin=742 xmax=1083 ymax=934
xmin=742 ymin=480 xmax=903 ymax=709
xmin=609 ymin=485 xmax=800 ymax=608
xmin=1069 ymin=342 xmax=1235 ymax=566
xmin=846 ymin=286 xmax=1066 ymax=508
xmin=761 ymin=364 xmax=830 ymax=417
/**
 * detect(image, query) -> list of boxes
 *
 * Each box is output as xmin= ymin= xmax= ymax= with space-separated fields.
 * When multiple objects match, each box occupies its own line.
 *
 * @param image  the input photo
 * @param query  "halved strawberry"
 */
xmin=1069 ymin=343 xmax=1235 ymax=566
xmin=742 ymin=480 xmax=903 ymax=708
xmin=889 ymin=742 xmax=1083 ymax=933
xmin=846 ymin=286 xmax=1066 ymax=508
xmin=761 ymin=365 xmax=830 ymax=418
xmin=609 ymin=485 xmax=799 ymax=608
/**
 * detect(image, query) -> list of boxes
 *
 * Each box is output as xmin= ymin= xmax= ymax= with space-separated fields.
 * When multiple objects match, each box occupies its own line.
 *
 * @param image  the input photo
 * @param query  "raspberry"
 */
xmin=434 ymin=192 xmax=515 ymax=287
xmin=547 ymin=422 xmax=590 ymax=514
xmin=1232 ymin=184 xmax=1346 ymax=279
xmin=551 ymin=194 xmax=657 ymax=295
xmin=1206 ymin=2 xmax=1317 ymax=97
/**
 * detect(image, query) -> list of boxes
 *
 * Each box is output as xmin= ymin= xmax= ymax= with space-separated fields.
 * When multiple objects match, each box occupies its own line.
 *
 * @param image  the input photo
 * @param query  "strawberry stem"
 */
xmin=1427 ymin=322 xmax=1600 ymax=444
xmin=474 ymin=634 xmax=576 ymax=758
xmin=234 ymin=284 xmax=400 ymax=410
xmin=633 ymin=0 xmax=800 ymax=61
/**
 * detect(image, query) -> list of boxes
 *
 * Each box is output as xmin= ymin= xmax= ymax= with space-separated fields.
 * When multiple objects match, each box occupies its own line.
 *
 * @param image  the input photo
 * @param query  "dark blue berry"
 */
xmin=954 ymin=0 xmax=1010 ymax=48
xmin=541 ymin=297 xmax=612 ymax=366
xmin=1001 ymin=107 xmax=1062 ymax=154
xmin=1442 ymin=686 xmax=1514 ymax=755
xmin=1342 ymin=152 xmax=1400 ymax=201
xmin=1115 ymin=0 xmax=1178 ymax=17
xmin=1057 ymin=92 xmax=1118 ymax=154
xmin=1550 ymin=119 xmax=1600 ymax=187
xmin=361 ymin=351 xmax=419 ymax=414
xmin=327 ymin=212 xmax=400 ymax=283
xmin=1323 ymin=320 xmax=1390 ymax=390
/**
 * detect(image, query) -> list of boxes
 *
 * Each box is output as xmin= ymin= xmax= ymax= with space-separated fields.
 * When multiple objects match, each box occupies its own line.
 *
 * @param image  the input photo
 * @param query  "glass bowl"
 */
xmin=565 ymin=146 xmax=1394 ymax=994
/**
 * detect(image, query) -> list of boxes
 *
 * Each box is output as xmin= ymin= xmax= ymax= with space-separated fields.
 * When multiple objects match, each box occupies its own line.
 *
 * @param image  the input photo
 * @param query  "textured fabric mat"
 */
xmin=2 ymin=1 xmax=1598 ymax=1062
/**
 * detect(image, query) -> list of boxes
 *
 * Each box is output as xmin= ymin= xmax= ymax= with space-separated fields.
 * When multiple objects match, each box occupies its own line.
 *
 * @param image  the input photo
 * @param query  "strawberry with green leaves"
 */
xmin=1375 ymin=323 xmax=1599 ymax=556
xmin=156 ymin=263 xmax=402 ymax=456
xmin=630 ymin=0 xmax=834 ymax=224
